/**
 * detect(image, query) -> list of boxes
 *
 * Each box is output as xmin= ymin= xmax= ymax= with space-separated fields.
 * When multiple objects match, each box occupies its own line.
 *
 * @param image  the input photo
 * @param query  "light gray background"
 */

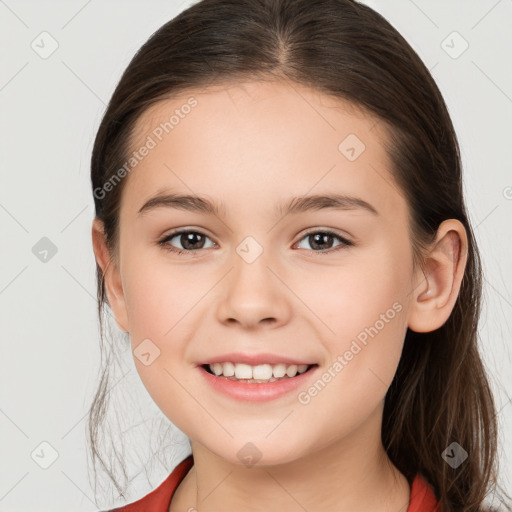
xmin=1 ymin=1 xmax=511 ymax=511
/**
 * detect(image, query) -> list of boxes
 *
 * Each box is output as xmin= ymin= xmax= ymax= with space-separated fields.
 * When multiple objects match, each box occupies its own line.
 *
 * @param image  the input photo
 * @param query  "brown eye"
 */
xmin=296 ymin=230 xmax=353 ymax=253
xmin=158 ymin=230 xmax=215 ymax=255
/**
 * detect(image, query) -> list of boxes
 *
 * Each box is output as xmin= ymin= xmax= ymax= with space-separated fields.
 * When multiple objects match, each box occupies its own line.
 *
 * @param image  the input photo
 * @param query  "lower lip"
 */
xmin=198 ymin=365 xmax=318 ymax=402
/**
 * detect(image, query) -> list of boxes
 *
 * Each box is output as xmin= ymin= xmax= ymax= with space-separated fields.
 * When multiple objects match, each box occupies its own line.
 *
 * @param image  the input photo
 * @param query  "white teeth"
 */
xmin=234 ymin=363 xmax=253 ymax=379
xmin=207 ymin=362 xmax=312 ymax=380
xmin=211 ymin=363 xmax=223 ymax=376
xmin=272 ymin=363 xmax=287 ymax=378
xmin=286 ymin=364 xmax=297 ymax=377
xmin=252 ymin=364 xmax=273 ymax=380
xmin=297 ymin=364 xmax=309 ymax=374
xmin=222 ymin=361 xmax=235 ymax=377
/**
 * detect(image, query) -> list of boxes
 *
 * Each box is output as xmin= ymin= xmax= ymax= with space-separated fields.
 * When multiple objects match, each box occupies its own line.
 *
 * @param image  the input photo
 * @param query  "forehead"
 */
xmin=121 ymin=79 xmax=406 ymax=221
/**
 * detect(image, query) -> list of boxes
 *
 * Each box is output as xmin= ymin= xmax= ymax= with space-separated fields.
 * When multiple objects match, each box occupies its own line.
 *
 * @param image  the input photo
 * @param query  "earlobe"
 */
xmin=91 ymin=218 xmax=130 ymax=333
xmin=407 ymin=219 xmax=468 ymax=333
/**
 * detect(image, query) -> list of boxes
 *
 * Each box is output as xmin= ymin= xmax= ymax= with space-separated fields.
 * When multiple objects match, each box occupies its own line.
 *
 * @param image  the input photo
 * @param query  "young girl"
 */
xmin=89 ymin=0 xmax=511 ymax=511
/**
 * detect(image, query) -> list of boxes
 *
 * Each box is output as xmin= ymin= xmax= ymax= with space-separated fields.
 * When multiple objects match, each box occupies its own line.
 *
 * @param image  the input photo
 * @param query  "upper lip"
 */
xmin=196 ymin=352 xmax=316 ymax=367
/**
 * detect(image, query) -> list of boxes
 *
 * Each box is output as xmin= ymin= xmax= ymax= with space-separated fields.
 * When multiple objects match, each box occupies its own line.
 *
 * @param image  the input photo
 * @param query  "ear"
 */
xmin=407 ymin=219 xmax=468 ymax=333
xmin=91 ymin=218 xmax=130 ymax=333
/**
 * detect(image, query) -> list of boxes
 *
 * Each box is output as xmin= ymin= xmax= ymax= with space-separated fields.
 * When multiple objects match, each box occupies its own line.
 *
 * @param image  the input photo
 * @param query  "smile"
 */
xmin=204 ymin=362 xmax=312 ymax=382
xmin=198 ymin=363 xmax=319 ymax=402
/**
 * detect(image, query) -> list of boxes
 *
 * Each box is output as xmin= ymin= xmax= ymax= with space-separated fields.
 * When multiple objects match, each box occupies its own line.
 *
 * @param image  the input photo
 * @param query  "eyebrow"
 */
xmin=137 ymin=191 xmax=379 ymax=219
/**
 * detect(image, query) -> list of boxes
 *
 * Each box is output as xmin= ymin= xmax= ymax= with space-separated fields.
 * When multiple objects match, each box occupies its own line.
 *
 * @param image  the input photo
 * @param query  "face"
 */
xmin=103 ymin=80 xmax=419 ymax=466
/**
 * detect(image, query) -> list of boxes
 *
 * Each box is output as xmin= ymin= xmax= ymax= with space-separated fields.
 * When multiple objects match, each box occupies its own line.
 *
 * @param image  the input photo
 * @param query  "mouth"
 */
xmin=201 ymin=362 xmax=318 ymax=383
xmin=198 ymin=360 xmax=320 ymax=402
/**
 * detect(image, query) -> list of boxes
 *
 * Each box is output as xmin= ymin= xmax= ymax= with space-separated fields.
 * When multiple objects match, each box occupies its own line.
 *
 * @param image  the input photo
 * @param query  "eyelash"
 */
xmin=157 ymin=229 xmax=353 ymax=256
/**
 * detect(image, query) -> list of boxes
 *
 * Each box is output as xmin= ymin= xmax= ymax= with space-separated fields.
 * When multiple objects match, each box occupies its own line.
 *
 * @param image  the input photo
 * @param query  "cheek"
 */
xmin=294 ymin=271 xmax=408 ymax=437
xmin=122 ymin=254 xmax=206 ymax=338
xmin=121 ymin=260 xmax=199 ymax=425
xmin=305 ymin=244 xmax=411 ymax=389
xmin=307 ymin=245 xmax=409 ymax=334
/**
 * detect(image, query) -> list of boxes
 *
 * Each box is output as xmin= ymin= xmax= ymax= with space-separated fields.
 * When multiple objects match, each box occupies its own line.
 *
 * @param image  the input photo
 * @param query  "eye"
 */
xmin=295 ymin=230 xmax=353 ymax=254
xmin=158 ymin=229 xmax=216 ymax=255
xmin=158 ymin=228 xmax=353 ymax=256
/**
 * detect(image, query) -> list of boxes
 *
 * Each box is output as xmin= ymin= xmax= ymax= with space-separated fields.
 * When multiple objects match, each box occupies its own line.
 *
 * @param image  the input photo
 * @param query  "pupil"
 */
xmin=310 ymin=233 xmax=332 ymax=250
xmin=182 ymin=232 xmax=204 ymax=250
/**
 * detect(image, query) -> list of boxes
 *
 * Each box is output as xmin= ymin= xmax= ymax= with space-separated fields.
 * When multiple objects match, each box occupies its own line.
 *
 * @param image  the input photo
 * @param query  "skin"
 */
xmin=92 ymin=79 xmax=468 ymax=512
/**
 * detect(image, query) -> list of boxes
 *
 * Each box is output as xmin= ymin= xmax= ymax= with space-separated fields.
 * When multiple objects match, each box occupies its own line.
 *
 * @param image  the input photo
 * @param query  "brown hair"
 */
xmin=88 ymin=1 xmax=511 ymax=510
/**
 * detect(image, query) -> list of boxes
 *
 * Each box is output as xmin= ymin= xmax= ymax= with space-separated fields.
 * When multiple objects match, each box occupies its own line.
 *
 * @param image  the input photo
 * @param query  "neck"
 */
xmin=170 ymin=404 xmax=410 ymax=512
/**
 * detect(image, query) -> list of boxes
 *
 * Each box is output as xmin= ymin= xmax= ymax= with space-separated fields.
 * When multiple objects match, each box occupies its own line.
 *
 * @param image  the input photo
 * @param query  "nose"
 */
xmin=215 ymin=249 xmax=292 ymax=330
